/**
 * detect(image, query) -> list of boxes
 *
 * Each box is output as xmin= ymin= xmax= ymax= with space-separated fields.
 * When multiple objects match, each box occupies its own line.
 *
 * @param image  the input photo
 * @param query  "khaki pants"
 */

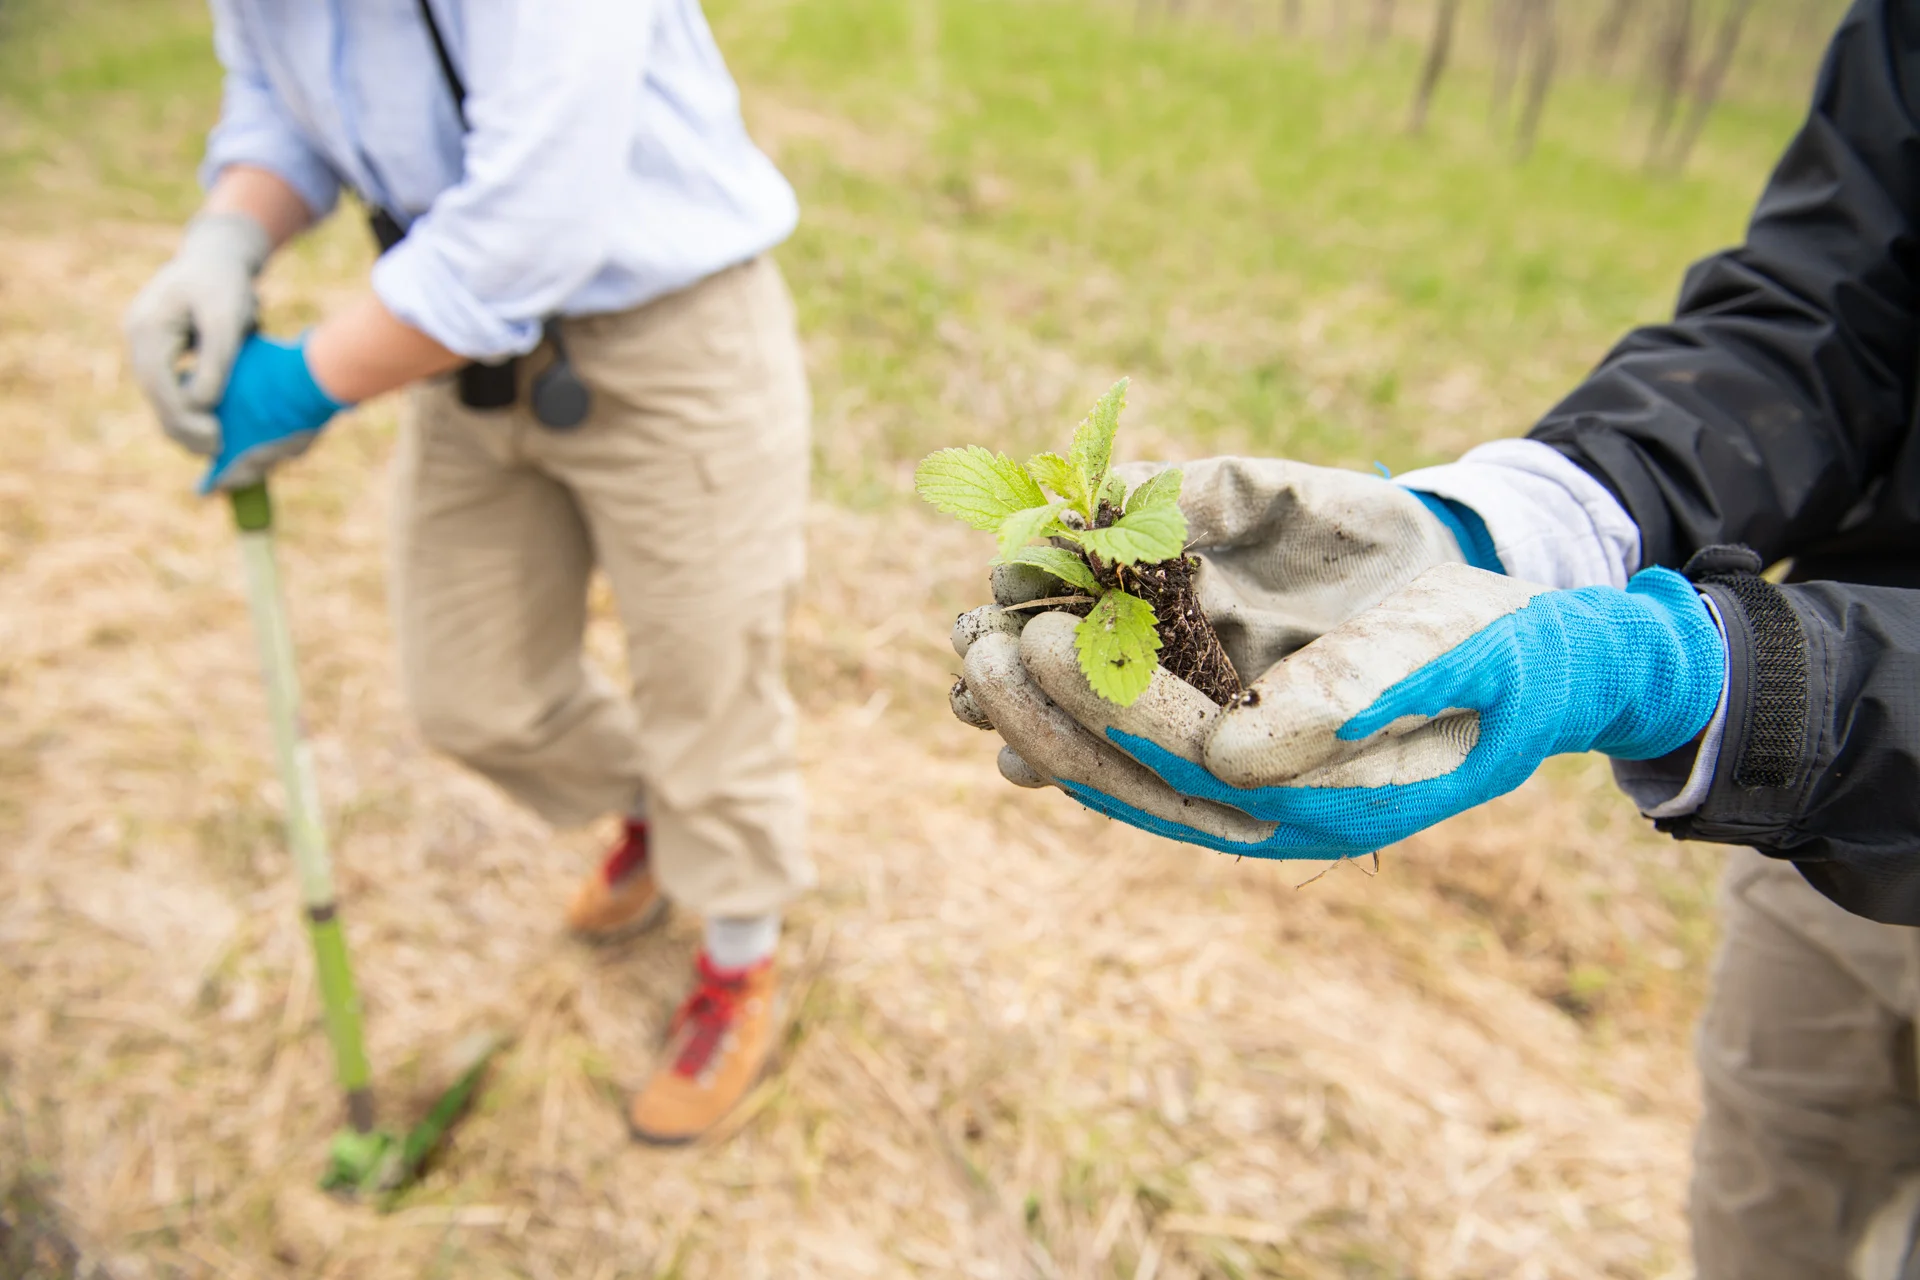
xmin=1693 ymin=848 xmax=1920 ymax=1279
xmin=391 ymin=257 xmax=815 ymax=919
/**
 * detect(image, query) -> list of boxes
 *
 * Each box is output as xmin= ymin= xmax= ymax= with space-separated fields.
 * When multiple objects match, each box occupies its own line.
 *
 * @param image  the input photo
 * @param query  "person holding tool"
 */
xmin=953 ymin=2 xmax=1920 ymax=1274
xmin=122 ymin=0 xmax=812 ymax=1145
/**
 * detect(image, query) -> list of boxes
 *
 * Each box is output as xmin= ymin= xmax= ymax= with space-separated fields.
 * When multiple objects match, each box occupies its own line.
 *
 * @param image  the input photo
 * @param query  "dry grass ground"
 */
xmin=0 ymin=0 xmax=1814 ymax=1273
xmin=3 ymin=219 xmax=1720 ymax=1279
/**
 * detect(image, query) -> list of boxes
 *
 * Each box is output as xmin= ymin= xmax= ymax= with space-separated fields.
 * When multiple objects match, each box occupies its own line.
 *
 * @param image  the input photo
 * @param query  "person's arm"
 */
xmin=202 ymin=163 xmax=313 ymax=251
xmin=283 ymin=0 xmax=655 ymax=403
xmin=364 ymin=0 xmax=653 ymax=364
xmin=125 ymin=5 xmax=336 ymax=453
xmin=200 ymin=0 xmax=338 ymax=239
xmin=1530 ymin=0 xmax=1920 ymax=564
xmin=1520 ymin=0 xmax=1920 ymax=922
xmin=1661 ymin=560 xmax=1920 ymax=924
xmin=303 ymin=294 xmax=464 ymax=404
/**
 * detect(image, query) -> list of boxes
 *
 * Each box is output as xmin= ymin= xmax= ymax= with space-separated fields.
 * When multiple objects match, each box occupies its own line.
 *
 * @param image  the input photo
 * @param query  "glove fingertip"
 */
xmin=997 ymin=746 xmax=1049 ymax=789
xmin=952 ymin=605 xmax=1024 ymax=659
xmin=990 ymin=562 xmax=1065 ymax=607
xmin=950 ymin=676 xmax=995 ymax=730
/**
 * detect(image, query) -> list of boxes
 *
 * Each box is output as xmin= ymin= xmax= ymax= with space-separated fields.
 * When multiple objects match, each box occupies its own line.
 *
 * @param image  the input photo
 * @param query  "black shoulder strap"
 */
xmin=416 ymin=0 xmax=468 ymax=128
xmin=371 ymin=0 xmax=464 ymax=249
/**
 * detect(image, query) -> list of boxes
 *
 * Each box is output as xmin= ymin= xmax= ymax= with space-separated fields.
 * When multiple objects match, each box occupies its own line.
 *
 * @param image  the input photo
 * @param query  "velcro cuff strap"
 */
xmin=1684 ymin=545 xmax=1809 ymax=791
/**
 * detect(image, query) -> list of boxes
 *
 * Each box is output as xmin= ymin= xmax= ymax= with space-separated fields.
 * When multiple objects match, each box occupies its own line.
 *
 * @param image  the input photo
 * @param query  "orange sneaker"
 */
xmin=627 ymin=953 xmax=780 ymax=1146
xmin=565 ymin=819 xmax=667 ymax=940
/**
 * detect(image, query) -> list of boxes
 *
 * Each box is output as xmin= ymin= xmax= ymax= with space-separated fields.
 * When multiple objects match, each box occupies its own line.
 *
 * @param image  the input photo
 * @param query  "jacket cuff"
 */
xmin=1655 ymin=546 xmax=1818 ymax=844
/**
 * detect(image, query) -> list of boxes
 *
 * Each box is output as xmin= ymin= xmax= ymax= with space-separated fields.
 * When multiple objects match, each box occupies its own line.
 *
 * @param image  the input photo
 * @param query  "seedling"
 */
xmin=916 ymin=379 xmax=1240 ymax=706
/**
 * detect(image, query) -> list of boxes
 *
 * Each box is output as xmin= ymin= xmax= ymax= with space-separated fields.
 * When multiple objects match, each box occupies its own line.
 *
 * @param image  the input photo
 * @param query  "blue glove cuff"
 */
xmin=199 ymin=335 xmax=346 ymax=494
xmin=1585 ymin=566 xmax=1726 ymax=759
xmin=1409 ymin=490 xmax=1504 ymax=573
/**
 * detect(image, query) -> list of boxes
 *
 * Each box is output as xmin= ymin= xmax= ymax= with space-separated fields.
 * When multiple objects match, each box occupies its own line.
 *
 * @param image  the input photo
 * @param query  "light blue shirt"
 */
xmin=204 ymin=0 xmax=799 ymax=361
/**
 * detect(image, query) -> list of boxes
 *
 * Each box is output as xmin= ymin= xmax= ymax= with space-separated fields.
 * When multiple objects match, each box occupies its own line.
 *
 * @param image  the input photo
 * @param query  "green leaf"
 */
xmin=915 ymin=446 xmax=1047 ymax=532
xmin=1124 ymin=467 xmax=1183 ymax=514
xmin=994 ymin=501 xmax=1066 ymax=561
xmin=1024 ymin=451 xmax=1082 ymax=506
xmin=1077 ymin=503 xmax=1188 ymax=565
xmin=1068 ymin=379 xmax=1128 ymax=513
xmin=1075 ymin=589 xmax=1162 ymax=706
xmin=1007 ymin=545 xmax=1103 ymax=594
xmin=1100 ymin=472 xmax=1128 ymax=513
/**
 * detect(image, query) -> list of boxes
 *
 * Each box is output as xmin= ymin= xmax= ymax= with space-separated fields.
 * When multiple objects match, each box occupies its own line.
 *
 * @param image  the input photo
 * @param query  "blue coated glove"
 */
xmin=198 ymin=334 xmax=347 ymax=494
xmin=962 ymin=562 xmax=1726 ymax=861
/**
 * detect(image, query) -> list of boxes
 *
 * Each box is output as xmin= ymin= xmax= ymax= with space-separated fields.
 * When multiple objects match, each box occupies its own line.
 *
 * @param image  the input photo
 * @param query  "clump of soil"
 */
xmin=1082 ymin=499 xmax=1241 ymax=707
xmin=1094 ymin=551 xmax=1241 ymax=706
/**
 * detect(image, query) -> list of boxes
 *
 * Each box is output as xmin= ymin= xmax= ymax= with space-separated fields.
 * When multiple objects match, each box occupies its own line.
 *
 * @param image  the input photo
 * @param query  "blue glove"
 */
xmin=966 ymin=563 xmax=1725 ymax=861
xmin=198 ymin=334 xmax=346 ymax=494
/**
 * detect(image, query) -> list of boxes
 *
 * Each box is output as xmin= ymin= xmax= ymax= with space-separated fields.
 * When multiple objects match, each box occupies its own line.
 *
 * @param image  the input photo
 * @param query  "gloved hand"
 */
xmin=198 ymin=334 xmax=347 ymax=493
xmin=1126 ymin=456 xmax=1478 ymax=673
xmin=952 ymin=454 xmax=1474 ymax=836
xmin=962 ymin=561 xmax=1725 ymax=860
xmin=949 ymin=454 xmax=1473 ymax=779
xmin=954 ymin=454 xmax=1472 ymax=680
xmin=123 ymin=212 xmax=273 ymax=455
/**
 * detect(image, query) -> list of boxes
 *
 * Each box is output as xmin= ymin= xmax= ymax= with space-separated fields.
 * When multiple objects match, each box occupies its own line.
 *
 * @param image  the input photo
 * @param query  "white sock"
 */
xmin=702 ymin=914 xmax=780 ymax=971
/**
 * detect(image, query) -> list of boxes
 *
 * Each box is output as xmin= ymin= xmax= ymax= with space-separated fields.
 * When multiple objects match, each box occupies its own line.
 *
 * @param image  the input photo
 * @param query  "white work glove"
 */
xmin=948 ymin=456 xmax=1467 ymax=801
xmin=123 ymin=212 xmax=272 ymax=456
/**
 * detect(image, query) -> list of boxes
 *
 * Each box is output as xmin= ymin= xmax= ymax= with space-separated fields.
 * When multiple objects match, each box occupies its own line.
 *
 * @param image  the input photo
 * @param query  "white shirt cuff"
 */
xmin=1397 ymin=439 xmax=1642 ymax=589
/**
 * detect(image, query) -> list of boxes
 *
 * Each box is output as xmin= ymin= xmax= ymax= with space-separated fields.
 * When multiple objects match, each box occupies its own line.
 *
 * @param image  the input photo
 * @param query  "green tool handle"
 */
xmin=229 ymin=481 xmax=375 ymax=1133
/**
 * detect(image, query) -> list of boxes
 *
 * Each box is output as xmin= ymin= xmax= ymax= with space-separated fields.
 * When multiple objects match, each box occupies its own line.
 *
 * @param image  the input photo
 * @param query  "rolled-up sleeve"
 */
xmin=371 ymin=0 xmax=655 ymax=360
xmin=200 ymin=1 xmax=341 ymax=220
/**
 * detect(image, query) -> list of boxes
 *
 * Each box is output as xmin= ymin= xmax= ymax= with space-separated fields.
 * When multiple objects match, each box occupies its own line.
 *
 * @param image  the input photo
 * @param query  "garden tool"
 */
xmin=227 ymin=480 xmax=499 ymax=1205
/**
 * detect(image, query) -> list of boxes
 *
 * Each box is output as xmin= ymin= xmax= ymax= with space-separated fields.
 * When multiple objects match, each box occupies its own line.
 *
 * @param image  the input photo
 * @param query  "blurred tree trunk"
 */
xmin=1516 ymin=0 xmax=1559 ymax=157
xmin=1283 ymin=0 xmax=1302 ymax=36
xmin=1646 ymin=0 xmax=1695 ymax=167
xmin=1371 ymin=0 xmax=1395 ymax=45
xmin=1594 ymin=0 xmax=1640 ymax=74
xmin=1666 ymin=0 xmax=1753 ymax=170
xmin=1409 ymin=0 xmax=1462 ymax=133
xmin=1490 ymin=0 xmax=1528 ymax=123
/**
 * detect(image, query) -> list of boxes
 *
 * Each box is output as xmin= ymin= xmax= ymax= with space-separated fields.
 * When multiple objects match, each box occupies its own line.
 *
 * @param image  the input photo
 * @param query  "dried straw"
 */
xmin=0 ymin=219 xmax=1712 ymax=1279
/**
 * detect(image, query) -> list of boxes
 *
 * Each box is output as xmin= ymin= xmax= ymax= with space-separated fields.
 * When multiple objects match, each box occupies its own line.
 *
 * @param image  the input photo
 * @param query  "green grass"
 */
xmin=0 ymin=0 xmax=215 ymax=215
xmin=0 ymin=0 xmax=1817 ymax=494
xmin=710 ymin=0 xmax=1814 ymax=494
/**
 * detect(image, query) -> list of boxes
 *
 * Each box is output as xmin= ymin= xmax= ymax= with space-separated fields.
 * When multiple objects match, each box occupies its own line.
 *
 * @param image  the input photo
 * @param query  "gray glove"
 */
xmin=949 ymin=456 xmax=1467 ymax=814
xmin=123 ymin=212 xmax=273 ymax=456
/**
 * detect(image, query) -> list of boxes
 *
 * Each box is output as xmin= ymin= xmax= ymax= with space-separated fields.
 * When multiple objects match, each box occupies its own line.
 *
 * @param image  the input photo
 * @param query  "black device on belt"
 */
xmin=365 ymin=0 xmax=591 ymax=429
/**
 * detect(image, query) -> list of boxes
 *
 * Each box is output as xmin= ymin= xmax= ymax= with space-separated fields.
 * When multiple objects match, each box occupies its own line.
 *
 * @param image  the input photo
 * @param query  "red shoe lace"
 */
xmin=668 ymin=954 xmax=754 ymax=1077
xmin=602 ymin=818 xmax=648 ymax=885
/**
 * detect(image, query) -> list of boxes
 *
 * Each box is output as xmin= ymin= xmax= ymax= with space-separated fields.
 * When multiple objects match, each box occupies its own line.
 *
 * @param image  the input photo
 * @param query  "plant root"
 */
xmin=1096 ymin=554 xmax=1241 ymax=706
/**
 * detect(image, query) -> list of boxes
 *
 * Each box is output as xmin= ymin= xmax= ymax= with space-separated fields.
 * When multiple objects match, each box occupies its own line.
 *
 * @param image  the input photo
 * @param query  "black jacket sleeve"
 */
xmin=1669 ymin=562 xmax=1920 ymax=925
xmin=1531 ymin=0 xmax=1920 ymax=562
xmin=1525 ymin=0 xmax=1920 ymax=923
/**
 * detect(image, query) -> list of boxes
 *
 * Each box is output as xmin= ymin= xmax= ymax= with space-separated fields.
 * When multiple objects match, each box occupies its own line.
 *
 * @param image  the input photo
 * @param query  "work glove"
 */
xmin=995 ymin=454 xmax=1472 ymax=675
xmin=124 ymin=212 xmax=273 ymax=455
xmin=198 ymin=333 xmax=347 ymax=493
xmin=947 ymin=454 xmax=1473 ymax=838
xmin=960 ymin=561 xmax=1725 ymax=860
